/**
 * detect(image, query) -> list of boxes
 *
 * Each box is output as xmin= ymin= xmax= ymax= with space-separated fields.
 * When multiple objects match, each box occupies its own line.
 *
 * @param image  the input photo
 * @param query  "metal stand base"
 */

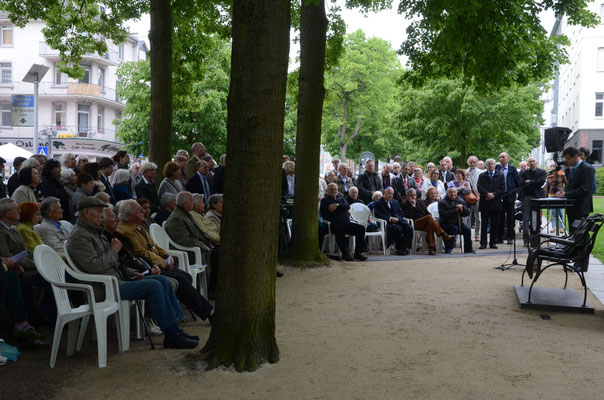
xmin=514 ymin=285 xmax=594 ymax=313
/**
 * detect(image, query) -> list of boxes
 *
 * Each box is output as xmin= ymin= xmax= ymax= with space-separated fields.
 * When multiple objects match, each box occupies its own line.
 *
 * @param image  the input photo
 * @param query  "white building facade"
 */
xmin=0 ymin=14 xmax=147 ymax=159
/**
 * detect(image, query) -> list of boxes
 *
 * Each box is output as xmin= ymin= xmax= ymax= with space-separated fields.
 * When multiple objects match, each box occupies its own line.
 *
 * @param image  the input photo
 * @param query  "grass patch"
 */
xmin=593 ymin=197 xmax=604 ymax=262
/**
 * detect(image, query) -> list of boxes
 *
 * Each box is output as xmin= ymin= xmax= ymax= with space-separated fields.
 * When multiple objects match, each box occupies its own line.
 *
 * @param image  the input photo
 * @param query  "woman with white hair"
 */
xmin=112 ymin=168 xmax=133 ymax=202
xmin=73 ymin=154 xmax=88 ymax=175
xmin=61 ymin=169 xmax=76 ymax=201
xmin=205 ymin=193 xmax=223 ymax=232
xmin=135 ymin=162 xmax=160 ymax=212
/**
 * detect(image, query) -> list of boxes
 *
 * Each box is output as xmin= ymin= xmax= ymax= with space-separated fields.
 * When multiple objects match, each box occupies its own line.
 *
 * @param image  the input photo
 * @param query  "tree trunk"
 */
xmin=282 ymin=0 xmax=328 ymax=265
xmin=200 ymin=0 xmax=290 ymax=372
xmin=149 ymin=0 xmax=173 ymax=183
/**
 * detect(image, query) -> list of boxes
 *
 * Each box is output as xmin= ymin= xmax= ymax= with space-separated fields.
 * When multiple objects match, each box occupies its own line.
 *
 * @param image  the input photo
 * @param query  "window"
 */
xmin=54 ymin=63 xmax=67 ymax=86
xmin=598 ymin=48 xmax=604 ymax=71
xmin=97 ymin=105 xmax=104 ymax=132
xmin=79 ymin=65 xmax=90 ymax=84
xmin=97 ymin=68 xmax=104 ymax=89
xmin=593 ymin=140 xmax=603 ymax=164
xmin=53 ymin=103 xmax=66 ymax=129
xmin=601 ymin=4 xmax=604 ymax=20
xmin=1 ymin=25 xmax=12 ymax=46
xmin=596 ymin=93 xmax=604 ymax=117
xmin=118 ymin=43 xmax=124 ymax=60
xmin=78 ymin=104 xmax=90 ymax=134
xmin=0 ymin=63 xmax=11 ymax=85
xmin=1 ymin=103 xmax=10 ymax=127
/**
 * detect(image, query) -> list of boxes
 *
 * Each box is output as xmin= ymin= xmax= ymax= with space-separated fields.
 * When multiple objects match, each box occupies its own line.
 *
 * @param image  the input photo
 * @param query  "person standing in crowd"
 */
xmin=519 ymin=161 xmax=528 ymax=171
xmin=185 ymin=142 xmax=208 ymax=181
xmin=0 ymin=157 xmax=6 ymax=197
xmin=357 ymin=160 xmax=381 ymax=204
xmin=477 ymin=158 xmax=505 ymax=249
xmin=69 ymin=174 xmax=95 ymax=219
xmin=331 ymin=158 xmax=340 ymax=175
xmin=186 ymin=160 xmax=213 ymax=206
xmin=82 ymin=162 xmax=103 ymax=195
xmin=112 ymin=169 xmax=133 ymax=202
xmin=373 ymin=187 xmax=413 ymax=256
xmin=72 ymin=155 xmax=88 ymax=175
xmin=379 ymin=164 xmax=395 ymax=192
xmin=12 ymin=167 xmax=42 ymax=205
xmin=130 ymin=162 xmax=141 ymax=190
xmin=391 ymin=162 xmax=401 ymax=179
xmin=496 ymin=152 xmax=520 ymax=244
xmin=158 ymin=161 xmax=184 ymax=199
xmin=176 ymin=149 xmax=189 ymax=159
xmin=392 ymin=163 xmax=416 ymax=203
xmin=210 ymin=154 xmax=226 ymax=194
xmin=579 ymin=147 xmax=597 ymax=194
xmin=518 ymin=157 xmax=546 ymax=247
xmin=439 ymin=159 xmax=454 ymax=183
xmin=281 ymin=161 xmax=295 ymax=200
xmin=438 ymin=187 xmax=474 ymax=254
xmin=135 ymin=162 xmax=160 ymax=213
xmin=112 ymin=150 xmax=130 ymax=172
xmin=38 ymin=159 xmax=72 ymax=222
xmin=466 ymin=155 xmax=483 ymax=242
xmin=422 ymin=169 xmax=446 ymax=200
xmin=7 ymin=156 xmax=26 ymax=197
xmin=60 ymin=153 xmax=76 ymax=170
xmin=320 ymin=183 xmax=367 ymax=261
xmin=412 ymin=168 xmax=427 ymax=198
xmin=173 ymin=155 xmax=188 ymax=188
xmin=98 ymin=157 xmax=117 ymax=205
xmin=336 ymin=164 xmax=351 ymax=198
xmin=36 ymin=197 xmax=72 ymax=255
xmin=61 ymin=169 xmax=76 ymax=202
xmin=556 ymin=146 xmax=595 ymax=232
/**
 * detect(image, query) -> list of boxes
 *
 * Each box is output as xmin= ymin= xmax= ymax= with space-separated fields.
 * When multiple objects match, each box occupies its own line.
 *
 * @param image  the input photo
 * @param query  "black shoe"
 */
xmin=396 ymin=249 xmax=410 ymax=256
xmin=164 ymin=333 xmax=199 ymax=349
xmin=353 ymin=253 xmax=368 ymax=261
xmin=464 ymin=249 xmax=476 ymax=254
xmin=341 ymin=252 xmax=354 ymax=261
xmin=179 ymin=329 xmax=199 ymax=341
xmin=276 ymin=271 xmax=284 ymax=277
xmin=507 ymin=239 xmax=513 ymax=245
xmin=478 ymin=245 xmax=487 ymax=250
xmin=489 ymin=245 xmax=498 ymax=249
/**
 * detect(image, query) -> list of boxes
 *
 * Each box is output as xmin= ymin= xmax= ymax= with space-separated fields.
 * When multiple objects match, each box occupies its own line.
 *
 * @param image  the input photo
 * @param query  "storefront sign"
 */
xmin=11 ymin=95 xmax=34 ymax=127
xmin=0 ymin=137 xmax=124 ymax=159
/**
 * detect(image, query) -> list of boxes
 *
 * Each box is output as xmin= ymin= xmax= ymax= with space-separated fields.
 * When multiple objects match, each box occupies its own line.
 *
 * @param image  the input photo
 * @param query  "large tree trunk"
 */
xmin=200 ymin=0 xmax=290 ymax=372
xmin=283 ymin=0 xmax=328 ymax=265
xmin=149 ymin=0 xmax=173 ymax=182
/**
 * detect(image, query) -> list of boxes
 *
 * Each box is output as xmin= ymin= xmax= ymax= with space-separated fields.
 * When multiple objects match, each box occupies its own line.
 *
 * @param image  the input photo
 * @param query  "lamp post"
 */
xmin=22 ymin=64 xmax=49 ymax=154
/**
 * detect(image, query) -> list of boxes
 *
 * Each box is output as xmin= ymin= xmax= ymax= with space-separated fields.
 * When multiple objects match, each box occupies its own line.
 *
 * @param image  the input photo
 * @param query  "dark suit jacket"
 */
xmin=211 ymin=166 xmax=225 ymax=194
xmin=186 ymin=174 xmax=204 ymax=195
xmin=438 ymin=196 xmax=470 ymax=225
xmin=496 ymin=163 xmax=521 ymax=203
xmin=373 ymin=197 xmax=405 ymax=223
xmin=564 ymin=161 xmax=594 ymax=219
xmin=38 ymin=176 xmax=73 ymax=222
xmin=391 ymin=176 xmax=417 ymax=202
xmin=401 ymin=199 xmax=430 ymax=220
xmin=7 ymin=172 xmax=19 ymax=197
xmin=135 ymin=179 xmax=160 ymax=213
xmin=439 ymin=170 xmax=454 ymax=183
xmin=100 ymin=174 xmax=117 ymax=205
xmin=477 ymin=170 xmax=505 ymax=212
xmin=164 ymin=206 xmax=212 ymax=263
xmin=518 ymin=168 xmax=546 ymax=200
xmin=356 ymin=171 xmax=381 ymax=204
xmin=320 ymin=196 xmax=352 ymax=226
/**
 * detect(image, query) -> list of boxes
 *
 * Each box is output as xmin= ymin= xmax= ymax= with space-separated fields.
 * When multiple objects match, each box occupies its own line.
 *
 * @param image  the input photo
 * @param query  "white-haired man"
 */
xmin=466 ymin=155 xmax=483 ymax=241
xmin=135 ymin=162 xmax=160 ymax=212
xmin=477 ymin=159 xmax=505 ymax=249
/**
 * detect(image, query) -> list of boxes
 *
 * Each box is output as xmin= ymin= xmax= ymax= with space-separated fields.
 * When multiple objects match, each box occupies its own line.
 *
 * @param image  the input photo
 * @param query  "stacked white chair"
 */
xmin=349 ymin=203 xmax=389 ymax=255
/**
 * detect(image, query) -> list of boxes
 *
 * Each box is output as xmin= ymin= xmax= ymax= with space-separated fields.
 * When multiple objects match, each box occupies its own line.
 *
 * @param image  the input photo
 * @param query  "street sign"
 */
xmin=37 ymin=146 xmax=48 ymax=157
xmin=11 ymin=95 xmax=34 ymax=127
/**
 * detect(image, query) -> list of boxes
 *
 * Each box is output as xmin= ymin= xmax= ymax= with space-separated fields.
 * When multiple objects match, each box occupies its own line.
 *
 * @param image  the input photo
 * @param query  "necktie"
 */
xmin=489 ymin=173 xmax=493 ymax=192
xmin=202 ymin=175 xmax=210 ymax=199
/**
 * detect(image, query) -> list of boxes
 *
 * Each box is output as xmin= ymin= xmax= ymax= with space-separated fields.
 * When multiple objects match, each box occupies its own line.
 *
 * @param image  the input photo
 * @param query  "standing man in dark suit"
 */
xmin=496 ymin=152 xmax=521 ymax=244
xmin=98 ymin=157 xmax=117 ymax=205
xmin=356 ymin=160 xmax=381 ymax=204
xmin=438 ymin=159 xmax=454 ymax=183
xmin=186 ymin=160 xmax=212 ymax=206
xmin=319 ymin=183 xmax=367 ymax=261
xmin=556 ymin=146 xmax=595 ymax=232
xmin=211 ymin=154 xmax=226 ymax=194
xmin=373 ymin=187 xmax=413 ymax=255
xmin=518 ymin=157 xmax=546 ymax=247
xmin=477 ymin=158 xmax=505 ymax=249
xmin=391 ymin=164 xmax=417 ymax=203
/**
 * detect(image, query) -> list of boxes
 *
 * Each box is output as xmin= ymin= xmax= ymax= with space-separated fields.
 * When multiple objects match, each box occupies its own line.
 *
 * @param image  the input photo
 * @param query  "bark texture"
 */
xmin=200 ymin=0 xmax=290 ymax=372
xmin=149 ymin=0 xmax=173 ymax=182
xmin=283 ymin=0 xmax=329 ymax=265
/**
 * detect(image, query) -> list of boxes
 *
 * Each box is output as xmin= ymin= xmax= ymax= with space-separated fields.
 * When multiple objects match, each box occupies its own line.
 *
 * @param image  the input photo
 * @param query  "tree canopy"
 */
xmin=321 ymin=29 xmax=403 ymax=163
xmin=397 ymin=77 xmax=544 ymax=167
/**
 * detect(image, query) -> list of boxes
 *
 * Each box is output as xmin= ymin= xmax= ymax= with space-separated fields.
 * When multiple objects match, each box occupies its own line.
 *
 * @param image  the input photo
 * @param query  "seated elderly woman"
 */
xmin=12 ymin=167 xmax=42 ymax=205
xmin=154 ymin=193 xmax=176 ymax=226
xmin=367 ymin=191 xmax=383 ymax=212
xmin=137 ymin=197 xmax=154 ymax=231
xmin=190 ymin=194 xmax=220 ymax=245
xmin=112 ymin=168 xmax=133 ymax=202
xmin=36 ymin=197 xmax=72 ymax=255
xmin=205 ymin=194 xmax=223 ymax=232
xmin=15 ymin=202 xmax=43 ymax=254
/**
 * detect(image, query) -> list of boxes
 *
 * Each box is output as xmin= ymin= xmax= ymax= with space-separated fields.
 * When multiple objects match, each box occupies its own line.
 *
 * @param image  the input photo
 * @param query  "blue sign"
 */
xmin=11 ymin=95 xmax=34 ymax=127
xmin=37 ymin=147 xmax=48 ymax=157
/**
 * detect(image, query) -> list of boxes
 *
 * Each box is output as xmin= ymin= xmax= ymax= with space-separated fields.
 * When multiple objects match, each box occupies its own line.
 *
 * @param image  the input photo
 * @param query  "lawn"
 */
xmin=593 ymin=197 xmax=604 ymax=262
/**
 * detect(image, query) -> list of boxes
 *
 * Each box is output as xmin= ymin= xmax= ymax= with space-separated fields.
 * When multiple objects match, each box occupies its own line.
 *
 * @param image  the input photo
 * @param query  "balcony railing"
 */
xmin=0 ymin=124 xmax=117 ymax=140
xmin=0 ymin=81 xmax=120 ymax=103
xmin=39 ymin=42 xmax=119 ymax=65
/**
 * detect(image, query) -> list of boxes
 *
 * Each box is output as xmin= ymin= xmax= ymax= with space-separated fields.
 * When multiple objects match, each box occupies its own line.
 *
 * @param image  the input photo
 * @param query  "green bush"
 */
xmin=596 ymin=167 xmax=604 ymax=196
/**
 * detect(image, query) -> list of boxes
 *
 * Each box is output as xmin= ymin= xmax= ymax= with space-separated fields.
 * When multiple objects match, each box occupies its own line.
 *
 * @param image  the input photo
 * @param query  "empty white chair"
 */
xmin=34 ymin=245 xmax=122 ymax=368
xmin=153 ymin=223 xmax=208 ymax=297
xmin=350 ymin=203 xmax=388 ymax=255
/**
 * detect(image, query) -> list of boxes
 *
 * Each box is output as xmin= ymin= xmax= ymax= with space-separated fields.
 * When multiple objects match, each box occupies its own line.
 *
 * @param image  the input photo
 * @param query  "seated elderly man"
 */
xmin=36 ymin=197 xmax=72 ymax=255
xmin=66 ymin=196 xmax=199 ymax=349
xmin=190 ymin=194 xmax=220 ymax=245
xmin=345 ymin=186 xmax=363 ymax=205
xmin=154 ymin=193 xmax=176 ymax=227
xmin=319 ymin=183 xmax=367 ymax=261
xmin=437 ymin=187 xmax=474 ymax=254
xmin=112 ymin=200 xmax=213 ymax=322
xmin=0 ymin=198 xmax=37 ymax=279
xmin=373 ymin=187 xmax=413 ymax=256
xmin=401 ymin=188 xmax=453 ymax=255
xmin=165 ymin=191 xmax=220 ymax=299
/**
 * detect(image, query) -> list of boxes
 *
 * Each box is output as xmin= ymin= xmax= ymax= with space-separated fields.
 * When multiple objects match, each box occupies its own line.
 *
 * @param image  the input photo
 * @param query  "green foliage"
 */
xmin=397 ymin=78 xmax=544 ymax=167
xmin=595 ymin=167 xmax=604 ymax=196
xmin=321 ymin=29 xmax=404 ymax=162
xmin=0 ymin=0 xmax=148 ymax=78
xmin=116 ymin=35 xmax=230 ymax=158
xmin=398 ymin=0 xmax=598 ymax=90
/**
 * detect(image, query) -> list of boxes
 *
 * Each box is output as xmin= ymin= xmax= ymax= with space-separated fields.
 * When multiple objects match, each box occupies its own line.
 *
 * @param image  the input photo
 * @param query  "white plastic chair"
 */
xmin=34 ymin=245 xmax=122 ymax=368
xmin=153 ymin=223 xmax=208 ymax=297
xmin=63 ymin=242 xmax=143 ymax=351
xmin=350 ymin=203 xmax=388 ymax=255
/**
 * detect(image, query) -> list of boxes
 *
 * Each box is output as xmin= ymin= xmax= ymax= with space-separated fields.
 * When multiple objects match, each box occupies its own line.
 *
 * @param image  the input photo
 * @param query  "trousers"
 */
xmin=441 ymin=222 xmax=473 ymax=253
xmin=385 ymin=220 xmax=413 ymax=250
xmin=331 ymin=221 xmax=367 ymax=254
xmin=480 ymin=209 xmax=500 ymax=246
xmin=412 ymin=215 xmax=444 ymax=247
xmin=161 ymin=268 xmax=212 ymax=320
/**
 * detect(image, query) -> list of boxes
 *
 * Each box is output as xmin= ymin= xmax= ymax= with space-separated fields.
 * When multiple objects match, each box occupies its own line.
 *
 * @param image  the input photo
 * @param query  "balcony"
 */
xmin=0 ymin=124 xmax=117 ymax=141
xmin=0 ymin=81 xmax=122 ymax=106
xmin=39 ymin=42 xmax=119 ymax=66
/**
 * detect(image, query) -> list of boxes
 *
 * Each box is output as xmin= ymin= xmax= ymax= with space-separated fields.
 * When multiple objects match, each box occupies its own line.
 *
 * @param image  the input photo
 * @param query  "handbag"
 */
xmin=465 ymin=188 xmax=479 ymax=205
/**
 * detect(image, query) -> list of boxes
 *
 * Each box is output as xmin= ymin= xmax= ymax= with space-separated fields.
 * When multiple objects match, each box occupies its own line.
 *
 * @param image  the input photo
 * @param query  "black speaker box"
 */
xmin=544 ymin=127 xmax=572 ymax=153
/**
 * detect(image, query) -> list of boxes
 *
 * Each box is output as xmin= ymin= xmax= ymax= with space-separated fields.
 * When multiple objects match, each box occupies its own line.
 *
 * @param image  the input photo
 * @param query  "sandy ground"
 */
xmin=6 ymin=253 xmax=604 ymax=400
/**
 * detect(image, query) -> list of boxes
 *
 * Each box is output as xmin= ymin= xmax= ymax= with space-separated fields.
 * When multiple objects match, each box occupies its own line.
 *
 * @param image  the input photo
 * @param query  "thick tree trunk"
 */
xmin=200 ymin=0 xmax=290 ymax=372
xmin=149 ymin=0 xmax=173 ymax=182
xmin=282 ymin=0 xmax=328 ymax=265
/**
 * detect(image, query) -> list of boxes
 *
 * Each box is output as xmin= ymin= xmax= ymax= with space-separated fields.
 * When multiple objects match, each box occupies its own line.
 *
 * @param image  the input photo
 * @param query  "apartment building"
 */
xmin=0 ymin=13 xmax=147 ymax=159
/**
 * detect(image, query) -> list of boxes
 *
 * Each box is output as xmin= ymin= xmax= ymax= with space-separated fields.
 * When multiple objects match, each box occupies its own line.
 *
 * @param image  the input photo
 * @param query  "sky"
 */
xmin=126 ymin=2 xmax=557 ymax=70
